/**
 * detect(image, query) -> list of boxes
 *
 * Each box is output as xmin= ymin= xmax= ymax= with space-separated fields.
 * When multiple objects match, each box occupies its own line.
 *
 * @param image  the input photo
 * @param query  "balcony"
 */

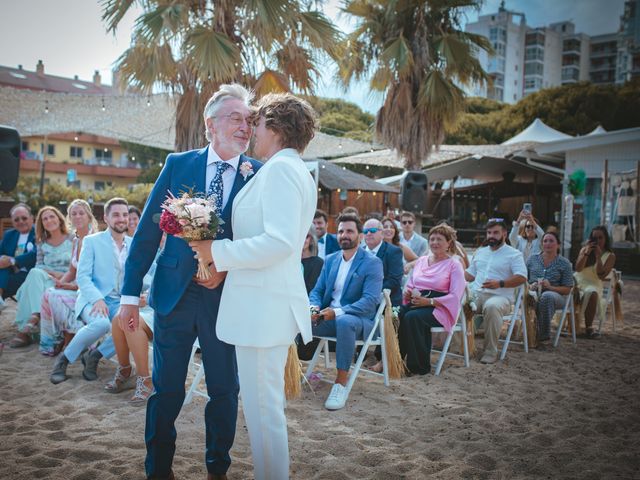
xmin=562 ymin=68 xmax=580 ymax=82
xmin=563 ymin=39 xmax=581 ymax=55
xmin=19 ymin=158 xmax=141 ymax=179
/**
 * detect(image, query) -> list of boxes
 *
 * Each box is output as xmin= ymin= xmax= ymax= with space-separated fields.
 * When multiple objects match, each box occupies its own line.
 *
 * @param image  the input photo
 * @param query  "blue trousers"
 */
xmin=0 ymin=268 xmax=27 ymax=298
xmin=145 ymin=282 xmax=239 ymax=478
xmin=312 ymin=314 xmax=371 ymax=371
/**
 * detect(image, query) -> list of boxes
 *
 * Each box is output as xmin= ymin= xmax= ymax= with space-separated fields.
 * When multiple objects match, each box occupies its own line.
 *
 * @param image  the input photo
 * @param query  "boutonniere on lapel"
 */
xmin=239 ymin=161 xmax=255 ymax=181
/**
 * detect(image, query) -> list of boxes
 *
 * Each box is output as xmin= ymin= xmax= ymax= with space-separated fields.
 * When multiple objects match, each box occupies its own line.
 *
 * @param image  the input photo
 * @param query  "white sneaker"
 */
xmin=324 ymin=383 xmax=348 ymax=410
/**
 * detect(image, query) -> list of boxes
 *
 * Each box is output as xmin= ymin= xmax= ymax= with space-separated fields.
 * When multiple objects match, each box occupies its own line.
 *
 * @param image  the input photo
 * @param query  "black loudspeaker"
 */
xmin=0 ymin=126 xmax=20 ymax=192
xmin=400 ymin=171 xmax=428 ymax=213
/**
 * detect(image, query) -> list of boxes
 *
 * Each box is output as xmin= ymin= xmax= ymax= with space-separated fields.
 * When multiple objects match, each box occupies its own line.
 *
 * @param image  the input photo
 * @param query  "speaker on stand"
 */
xmin=400 ymin=171 xmax=428 ymax=213
xmin=0 ymin=126 xmax=21 ymax=192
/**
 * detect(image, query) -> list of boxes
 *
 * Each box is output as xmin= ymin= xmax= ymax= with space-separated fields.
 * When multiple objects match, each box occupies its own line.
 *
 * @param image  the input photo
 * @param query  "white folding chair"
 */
xmin=598 ymin=270 xmax=621 ymax=334
xmin=553 ymin=287 xmax=577 ymax=347
xmin=304 ymin=290 xmax=391 ymax=399
xmin=431 ymin=297 xmax=470 ymax=375
xmin=499 ymin=286 xmax=528 ymax=360
xmin=184 ymin=338 xmax=209 ymax=405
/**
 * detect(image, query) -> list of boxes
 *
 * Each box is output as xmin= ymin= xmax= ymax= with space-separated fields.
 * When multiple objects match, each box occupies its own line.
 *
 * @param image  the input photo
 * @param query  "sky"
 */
xmin=0 ymin=0 xmax=625 ymax=114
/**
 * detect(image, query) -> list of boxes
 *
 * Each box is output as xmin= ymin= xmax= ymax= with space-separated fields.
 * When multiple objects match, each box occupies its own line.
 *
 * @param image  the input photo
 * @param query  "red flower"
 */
xmin=159 ymin=210 xmax=183 ymax=235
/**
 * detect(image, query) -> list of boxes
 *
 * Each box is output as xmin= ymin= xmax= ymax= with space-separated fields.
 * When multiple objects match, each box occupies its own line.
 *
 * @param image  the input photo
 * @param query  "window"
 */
xmin=525 ymin=46 xmax=544 ymax=61
xmin=525 ymin=77 xmax=542 ymax=90
xmin=70 ymin=146 xmax=83 ymax=158
xmin=40 ymin=143 xmax=55 ymax=156
xmin=524 ymin=62 xmax=543 ymax=75
xmin=21 ymin=141 xmax=28 ymax=151
xmin=95 ymin=148 xmax=113 ymax=164
xmin=489 ymin=27 xmax=497 ymax=42
xmin=94 ymin=181 xmax=106 ymax=191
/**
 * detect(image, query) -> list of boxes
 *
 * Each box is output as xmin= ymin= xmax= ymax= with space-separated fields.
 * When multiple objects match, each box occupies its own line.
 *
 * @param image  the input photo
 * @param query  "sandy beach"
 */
xmin=1 ymin=282 xmax=639 ymax=479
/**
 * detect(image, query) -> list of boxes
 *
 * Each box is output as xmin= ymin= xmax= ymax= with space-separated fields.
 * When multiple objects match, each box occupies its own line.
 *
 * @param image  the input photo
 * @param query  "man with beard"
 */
xmin=309 ymin=214 xmax=383 ymax=410
xmin=465 ymin=218 xmax=527 ymax=364
xmin=50 ymin=198 xmax=132 ymax=383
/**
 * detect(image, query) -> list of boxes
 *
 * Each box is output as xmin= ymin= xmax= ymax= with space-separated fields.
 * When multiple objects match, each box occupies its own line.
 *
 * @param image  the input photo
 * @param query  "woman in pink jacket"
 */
xmin=398 ymin=223 xmax=466 ymax=375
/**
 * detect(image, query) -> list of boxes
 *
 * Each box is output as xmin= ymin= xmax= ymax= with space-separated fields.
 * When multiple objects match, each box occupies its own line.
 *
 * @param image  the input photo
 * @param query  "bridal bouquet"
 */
xmin=159 ymin=190 xmax=223 ymax=280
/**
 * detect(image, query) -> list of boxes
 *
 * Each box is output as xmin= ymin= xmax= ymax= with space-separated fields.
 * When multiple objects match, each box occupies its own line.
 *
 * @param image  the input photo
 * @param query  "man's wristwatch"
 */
xmin=499 ymin=280 xmax=505 ymax=288
xmin=9 ymin=257 xmax=15 ymax=266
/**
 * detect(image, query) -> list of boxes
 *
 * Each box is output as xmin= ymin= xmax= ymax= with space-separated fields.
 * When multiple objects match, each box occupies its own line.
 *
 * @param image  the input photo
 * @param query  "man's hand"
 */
xmin=194 ymin=267 xmax=227 ymax=290
xmin=319 ymin=307 xmax=336 ymax=321
xmin=90 ymin=299 xmax=109 ymax=317
xmin=539 ymin=279 xmax=551 ymax=291
xmin=482 ymin=279 xmax=501 ymax=290
xmin=189 ymin=240 xmax=214 ymax=266
xmin=0 ymin=256 xmax=12 ymax=269
xmin=118 ymin=304 xmax=141 ymax=332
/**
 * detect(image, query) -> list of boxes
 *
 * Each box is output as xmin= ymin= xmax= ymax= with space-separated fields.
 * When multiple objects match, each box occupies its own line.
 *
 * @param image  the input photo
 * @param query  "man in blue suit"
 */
xmin=362 ymin=218 xmax=403 ymax=306
xmin=118 ymin=84 xmax=262 ymax=480
xmin=0 ymin=203 xmax=36 ymax=310
xmin=313 ymin=209 xmax=340 ymax=259
xmin=50 ymin=198 xmax=132 ymax=383
xmin=309 ymin=214 xmax=383 ymax=411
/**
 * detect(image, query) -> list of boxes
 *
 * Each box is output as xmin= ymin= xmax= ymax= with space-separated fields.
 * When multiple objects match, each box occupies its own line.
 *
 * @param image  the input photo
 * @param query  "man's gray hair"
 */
xmin=203 ymin=84 xmax=254 ymax=142
xmin=10 ymin=203 xmax=32 ymax=217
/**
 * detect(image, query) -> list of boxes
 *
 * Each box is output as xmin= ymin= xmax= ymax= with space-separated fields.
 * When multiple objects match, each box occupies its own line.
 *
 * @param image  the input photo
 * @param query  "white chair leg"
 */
xmin=461 ymin=316 xmax=470 ymax=368
xmin=500 ymin=317 xmax=517 ymax=360
xmin=323 ymin=341 xmax=330 ymax=368
xmin=521 ymin=315 xmax=529 ymax=354
xmin=570 ymin=301 xmax=577 ymax=344
xmin=435 ymin=332 xmax=453 ymax=376
xmin=305 ymin=339 xmax=326 ymax=378
xmin=345 ymin=344 xmax=369 ymax=396
xmin=184 ymin=363 xmax=206 ymax=406
xmin=380 ymin=333 xmax=390 ymax=387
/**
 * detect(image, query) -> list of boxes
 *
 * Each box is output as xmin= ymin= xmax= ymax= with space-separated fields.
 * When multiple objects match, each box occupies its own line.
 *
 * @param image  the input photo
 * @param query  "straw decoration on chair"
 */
xmin=383 ymin=290 xmax=405 ymax=379
xmin=284 ymin=344 xmax=302 ymax=400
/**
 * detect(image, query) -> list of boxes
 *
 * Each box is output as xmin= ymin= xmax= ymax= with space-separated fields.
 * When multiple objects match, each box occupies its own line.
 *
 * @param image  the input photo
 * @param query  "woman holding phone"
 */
xmin=510 ymin=207 xmax=544 ymax=263
xmin=575 ymin=226 xmax=616 ymax=338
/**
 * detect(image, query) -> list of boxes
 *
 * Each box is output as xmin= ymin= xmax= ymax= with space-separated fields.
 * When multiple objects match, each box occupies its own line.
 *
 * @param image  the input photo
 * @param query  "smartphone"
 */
xmin=523 ymin=203 xmax=532 ymax=213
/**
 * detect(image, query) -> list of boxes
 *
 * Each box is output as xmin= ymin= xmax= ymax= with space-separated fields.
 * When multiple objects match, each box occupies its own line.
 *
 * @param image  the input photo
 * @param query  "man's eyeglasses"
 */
xmin=363 ymin=227 xmax=380 ymax=234
xmin=12 ymin=216 xmax=28 ymax=222
xmin=402 ymin=220 xmax=414 ymax=225
xmin=213 ymin=112 xmax=255 ymax=127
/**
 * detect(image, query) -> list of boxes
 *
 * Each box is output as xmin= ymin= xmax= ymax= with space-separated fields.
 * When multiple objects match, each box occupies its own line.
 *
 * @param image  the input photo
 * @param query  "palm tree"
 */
xmin=340 ymin=0 xmax=492 ymax=170
xmin=101 ymin=0 xmax=341 ymax=151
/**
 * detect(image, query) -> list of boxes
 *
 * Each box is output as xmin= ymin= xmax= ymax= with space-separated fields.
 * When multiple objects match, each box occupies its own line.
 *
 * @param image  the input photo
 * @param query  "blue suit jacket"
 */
xmin=76 ymin=230 xmax=133 ymax=317
xmin=0 ymin=227 xmax=36 ymax=270
xmin=371 ymin=241 xmax=403 ymax=306
xmin=322 ymin=233 xmax=340 ymax=256
xmin=122 ymin=147 xmax=262 ymax=316
xmin=309 ymin=248 xmax=383 ymax=339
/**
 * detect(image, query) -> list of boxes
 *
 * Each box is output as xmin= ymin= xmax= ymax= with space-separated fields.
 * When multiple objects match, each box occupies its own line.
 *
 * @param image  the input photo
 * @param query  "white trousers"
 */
xmin=236 ymin=345 xmax=290 ymax=480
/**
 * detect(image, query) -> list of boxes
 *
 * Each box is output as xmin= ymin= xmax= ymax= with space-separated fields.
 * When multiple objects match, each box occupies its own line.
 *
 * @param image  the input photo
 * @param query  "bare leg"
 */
xmin=124 ymin=322 xmax=152 ymax=377
xmin=584 ymin=294 xmax=599 ymax=332
xmin=336 ymin=369 xmax=349 ymax=386
xmin=111 ymin=315 xmax=131 ymax=367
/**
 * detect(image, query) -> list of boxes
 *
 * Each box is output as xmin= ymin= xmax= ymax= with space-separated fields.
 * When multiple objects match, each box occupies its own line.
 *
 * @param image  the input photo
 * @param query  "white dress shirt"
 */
xmin=467 ymin=243 xmax=527 ymax=297
xmin=207 ymin=145 xmax=240 ymax=211
xmin=329 ymin=253 xmax=355 ymax=317
xmin=108 ymin=235 xmax=129 ymax=297
xmin=364 ymin=241 xmax=382 ymax=256
xmin=317 ymin=233 xmax=327 ymax=259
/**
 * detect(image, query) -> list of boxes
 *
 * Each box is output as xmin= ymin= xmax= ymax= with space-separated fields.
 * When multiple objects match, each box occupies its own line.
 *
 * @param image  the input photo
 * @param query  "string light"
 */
xmin=44 ymin=100 xmax=49 ymax=114
xmin=146 ymin=96 xmax=151 ymax=107
xmin=372 ymin=192 xmax=376 ymax=196
xmin=74 ymin=135 xmax=78 ymax=142
xmin=337 ymin=188 xmax=341 ymax=193
xmin=101 ymin=97 xmax=106 ymax=112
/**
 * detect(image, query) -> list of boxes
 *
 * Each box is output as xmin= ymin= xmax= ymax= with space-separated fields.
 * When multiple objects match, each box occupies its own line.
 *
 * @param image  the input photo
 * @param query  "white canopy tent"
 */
xmin=502 ymin=118 xmax=573 ymax=145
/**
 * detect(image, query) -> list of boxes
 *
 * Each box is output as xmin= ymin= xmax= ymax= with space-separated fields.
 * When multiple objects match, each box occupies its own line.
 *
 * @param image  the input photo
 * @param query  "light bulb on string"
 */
xmin=101 ymin=97 xmax=106 ymax=112
xmin=146 ymin=96 xmax=151 ymax=107
xmin=44 ymin=100 xmax=49 ymax=114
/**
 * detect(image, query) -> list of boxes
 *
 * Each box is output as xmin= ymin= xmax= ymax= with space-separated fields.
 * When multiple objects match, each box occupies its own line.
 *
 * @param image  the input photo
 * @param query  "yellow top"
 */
xmin=575 ymin=251 xmax=611 ymax=293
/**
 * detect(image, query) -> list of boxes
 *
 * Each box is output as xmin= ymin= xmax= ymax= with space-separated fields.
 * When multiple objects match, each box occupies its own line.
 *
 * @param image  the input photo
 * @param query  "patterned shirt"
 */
xmin=526 ymin=253 xmax=574 ymax=288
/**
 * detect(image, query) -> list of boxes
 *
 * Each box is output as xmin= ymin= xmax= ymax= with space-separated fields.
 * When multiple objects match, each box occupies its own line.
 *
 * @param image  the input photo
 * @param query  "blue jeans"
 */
xmin=64 ymin=296 xmax=120 ymax=363
xmin=312 ymin=314 xmax=371 ymax=371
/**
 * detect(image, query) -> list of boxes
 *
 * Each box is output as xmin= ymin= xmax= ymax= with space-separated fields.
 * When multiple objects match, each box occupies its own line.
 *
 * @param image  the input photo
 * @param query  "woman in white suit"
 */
xmin=190 ymin=93 xmax=317 ymax=480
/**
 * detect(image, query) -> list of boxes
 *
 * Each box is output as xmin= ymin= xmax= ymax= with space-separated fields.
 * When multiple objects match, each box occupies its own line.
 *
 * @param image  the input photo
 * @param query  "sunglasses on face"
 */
xmin=13 ymin=216 xmax=28 ymax=222
xmin=363 ymin=227 xmax=380 ymax=234
xmin=402 ymin=220 xmax=414 ymax=225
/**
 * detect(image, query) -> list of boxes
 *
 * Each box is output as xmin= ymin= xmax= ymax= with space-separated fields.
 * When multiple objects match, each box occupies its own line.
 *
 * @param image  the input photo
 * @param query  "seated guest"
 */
xmin=309 ymin=214 xmax=383 ymax=410
xmin=526 ymin=231 xmax=573 ymax=348
xmin=39 ymin=199 xmax=98 ymax=356
xmin=128 ymin=205 xmax=141 ymax=237
xmin=313 ymin=209 xmax=339 ymax=260
xmin=363 ymin=218 xmax=403 ymax=306
xmin=341 ymin=206 xmax=360 ymax=219
xmin=0 ymin=203 xmax=36 ymax=310
xmin=574 ymin=225 xmax=616 ymax=338
xmin=50 ymin=198 xmax=131 ymax=384
xmin=381 ymin=216 xmax=418 ymax=264
xmin=302 ymin=227 xmax=323 ymax=294
xmin=510 ymin=210 xmax=544 ymax=263
xmin=10 ymin=206 xmax=73 ymax=348
xmin=397 ymin=224 xmax=466 ymax=375
xmin=399 ymin=211 xmax=429 ymax=258
xmin=465 ymin=219 xmax=527 ymax=364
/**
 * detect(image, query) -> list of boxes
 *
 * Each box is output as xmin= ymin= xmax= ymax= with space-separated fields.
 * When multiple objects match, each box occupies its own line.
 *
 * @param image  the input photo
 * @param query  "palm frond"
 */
xmin=381 ymin=35 xmax=414 ymax=78
xmin=298 ymin=11 xmax=344 ymax=59
xmin=101 ymin=0 xmax=137 ymax=34
xmin=115 ymin=42 xmax=178 ymax=92
xmin=253 ymin=69 xmax=290 ymax=97
xmin=183 ymin=26 xmax=241 ymax=83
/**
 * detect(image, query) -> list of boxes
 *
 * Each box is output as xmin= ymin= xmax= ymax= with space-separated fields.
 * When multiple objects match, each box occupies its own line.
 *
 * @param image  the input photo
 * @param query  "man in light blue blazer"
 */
xmin=117 ymin=84 xmax=262 ymax=480
xmin=309 ymin=214 xmax=383 ymax=411
xmin=50 ymin=198 xmax=132 ymax=384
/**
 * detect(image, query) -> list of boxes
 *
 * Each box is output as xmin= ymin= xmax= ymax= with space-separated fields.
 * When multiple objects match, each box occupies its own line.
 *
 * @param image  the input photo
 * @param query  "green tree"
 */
xmin=340 ymin=0 xmax=491 ymax=170
xmin=102 ymin=0 xmax=341 ymax=151
xmin=119 ymin=141 xmax=172 ymax=169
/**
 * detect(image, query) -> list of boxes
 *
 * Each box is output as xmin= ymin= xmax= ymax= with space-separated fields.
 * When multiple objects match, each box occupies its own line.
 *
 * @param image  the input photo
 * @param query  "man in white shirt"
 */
xmin=465 ymin=219 xmax=527 ymax=364
xmin=399 ymin=211 xmax=428 ymax=257
xmin=363 ymin=218 xmax=403 ymax=306
xmin=309 ymin=214 xmax=383 ymax=410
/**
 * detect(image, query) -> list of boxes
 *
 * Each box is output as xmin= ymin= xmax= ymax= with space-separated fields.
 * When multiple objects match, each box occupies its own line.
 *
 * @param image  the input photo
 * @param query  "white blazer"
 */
xmin=212 ymin=148 xmax=317 ymax=348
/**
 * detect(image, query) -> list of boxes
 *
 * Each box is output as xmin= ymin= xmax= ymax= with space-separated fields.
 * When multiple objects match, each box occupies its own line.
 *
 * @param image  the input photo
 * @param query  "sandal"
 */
xmin=130 ymin=376 xmax=154 ymax=406
xmin=104 ymin=365 xmax=136 ymax=393
xmin=22 ymin=314 xmax=41 ymax=334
